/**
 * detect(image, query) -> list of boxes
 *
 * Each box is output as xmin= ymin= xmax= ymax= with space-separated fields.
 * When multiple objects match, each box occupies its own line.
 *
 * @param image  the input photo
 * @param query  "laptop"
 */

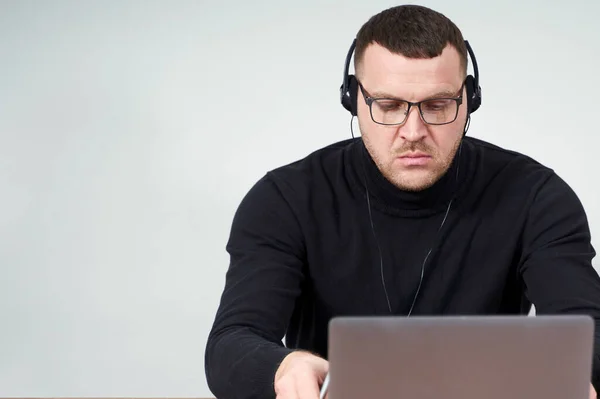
xmin=327 ymin=315 xmax=594 ymax=399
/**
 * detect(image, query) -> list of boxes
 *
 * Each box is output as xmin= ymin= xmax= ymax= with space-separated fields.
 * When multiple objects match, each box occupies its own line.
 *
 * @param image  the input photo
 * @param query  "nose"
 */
xmin=399 ymin=104 xmax=427 ymax=142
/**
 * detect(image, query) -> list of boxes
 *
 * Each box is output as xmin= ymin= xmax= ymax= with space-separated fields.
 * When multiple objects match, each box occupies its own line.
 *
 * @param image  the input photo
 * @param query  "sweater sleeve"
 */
xmin=205 ymin=174 xmax=306 ymax=399
xmin=518 ymin=172 xmax=600 ymax=390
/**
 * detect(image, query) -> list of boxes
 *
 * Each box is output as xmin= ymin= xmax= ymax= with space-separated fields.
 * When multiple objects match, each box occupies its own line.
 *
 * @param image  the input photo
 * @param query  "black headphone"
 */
xmin=340 ymin=39 xmax=482 ymax=117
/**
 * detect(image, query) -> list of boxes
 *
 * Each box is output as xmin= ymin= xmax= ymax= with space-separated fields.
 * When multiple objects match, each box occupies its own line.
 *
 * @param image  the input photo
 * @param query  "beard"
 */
xmin=361 ymin=127 xmax=463 ymax=192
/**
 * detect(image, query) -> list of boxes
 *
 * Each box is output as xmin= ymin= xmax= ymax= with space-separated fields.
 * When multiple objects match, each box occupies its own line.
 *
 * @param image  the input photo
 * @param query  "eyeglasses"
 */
xmin=358 ymin=81 xmax=464 ymax=126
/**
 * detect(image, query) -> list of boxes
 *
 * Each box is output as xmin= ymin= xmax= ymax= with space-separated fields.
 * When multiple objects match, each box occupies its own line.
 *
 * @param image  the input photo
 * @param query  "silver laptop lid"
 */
xmin=328 ymin=315 xmax=594 ymax=399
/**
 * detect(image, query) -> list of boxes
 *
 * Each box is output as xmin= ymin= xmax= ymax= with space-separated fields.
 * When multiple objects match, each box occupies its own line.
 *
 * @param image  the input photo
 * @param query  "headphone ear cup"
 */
xmin=340 ymin=75 xmax=358 ymax=116
xmin=465 ymin=75 xmax=474 ymax=113
xmin=341 ymin=80 xmax=353 ymax=114
xmin=465 ymin=74 xmax=481 ymax=114
xmin=348 ymin=75 xmax=358 ymax=116
xmin=473 ymin=85 xmax=482 ymax=113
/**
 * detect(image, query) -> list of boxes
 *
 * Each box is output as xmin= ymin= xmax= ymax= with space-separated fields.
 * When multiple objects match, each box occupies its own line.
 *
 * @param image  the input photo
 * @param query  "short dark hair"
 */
xmin=354 ymin=5 xmax=467 ymax=78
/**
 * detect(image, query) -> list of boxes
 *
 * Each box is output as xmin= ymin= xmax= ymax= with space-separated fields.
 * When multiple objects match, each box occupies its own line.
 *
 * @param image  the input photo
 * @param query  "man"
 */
xmin=205 ymin=4 xmax=600 ymax=399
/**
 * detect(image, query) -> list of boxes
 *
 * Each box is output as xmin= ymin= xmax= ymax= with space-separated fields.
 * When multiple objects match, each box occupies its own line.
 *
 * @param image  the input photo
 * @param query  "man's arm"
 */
xmin=518 ymin=172 xmax=600 ymax=390
xmin=204 ymin=174 xmax=306 ymax=399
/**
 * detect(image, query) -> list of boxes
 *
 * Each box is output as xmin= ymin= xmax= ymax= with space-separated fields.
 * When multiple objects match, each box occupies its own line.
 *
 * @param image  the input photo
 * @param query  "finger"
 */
xmin=279 ymin=386 xmax=298 ymax=399
xmin=276 ymin=377 xmax=298 ymax=399
xmin=315 ymin=359 xmax=329 ymax=379
xmin=295 ymin=370 xmax=321 ymax=399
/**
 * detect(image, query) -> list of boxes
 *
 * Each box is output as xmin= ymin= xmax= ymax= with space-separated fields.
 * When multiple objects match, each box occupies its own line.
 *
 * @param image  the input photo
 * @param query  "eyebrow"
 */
xmin=371 ymin=89 xmax=459 ymax=100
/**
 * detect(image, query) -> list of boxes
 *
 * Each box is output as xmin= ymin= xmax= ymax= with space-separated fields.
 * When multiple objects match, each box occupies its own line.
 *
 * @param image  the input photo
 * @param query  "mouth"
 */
xmin=399 ymin=151 xmax=430 ymax=159
xmin=397 ymin=152 xmax=431 ymax=166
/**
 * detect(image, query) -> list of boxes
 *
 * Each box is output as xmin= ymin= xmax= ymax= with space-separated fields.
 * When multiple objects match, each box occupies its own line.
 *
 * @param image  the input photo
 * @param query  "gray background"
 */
xmin=1 ymin=0 xmax=598 ymax=397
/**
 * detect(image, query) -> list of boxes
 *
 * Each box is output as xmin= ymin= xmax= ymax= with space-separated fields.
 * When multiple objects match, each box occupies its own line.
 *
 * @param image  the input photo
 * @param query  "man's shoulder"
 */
xmin=235 ymin=138 xmax=357 ymax=222
xmin=265 ymin=138 xmax=356 ymax=186
xmin=464 ymin=136 xmax=585 ymax=214
xmin=467 ymin=136 xmax=545 ymax=165
xmin=466 ymin=136 xmax=555 ymax=180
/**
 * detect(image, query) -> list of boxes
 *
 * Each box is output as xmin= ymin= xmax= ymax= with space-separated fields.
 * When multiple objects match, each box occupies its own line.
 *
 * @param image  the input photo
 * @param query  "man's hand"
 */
xmin=591 ymin=383 xmax=597 ymax=399
xmin=274 ymin=351 xmax=329 ymax=399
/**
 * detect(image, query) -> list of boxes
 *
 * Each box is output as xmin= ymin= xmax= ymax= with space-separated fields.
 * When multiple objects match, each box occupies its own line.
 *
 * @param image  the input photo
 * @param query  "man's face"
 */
xmin=356 ymin=42 xmax=468 ymax=192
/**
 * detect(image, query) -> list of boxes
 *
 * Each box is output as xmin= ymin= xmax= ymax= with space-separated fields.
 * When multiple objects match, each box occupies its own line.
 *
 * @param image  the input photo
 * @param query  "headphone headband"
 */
xmin=340 ymin=38 xmax=482 ymax=116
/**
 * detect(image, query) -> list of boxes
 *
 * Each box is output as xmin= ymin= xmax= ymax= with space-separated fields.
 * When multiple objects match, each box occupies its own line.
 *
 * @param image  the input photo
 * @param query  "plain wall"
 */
xmin=0 ymin=0 xmax=598 ymax=396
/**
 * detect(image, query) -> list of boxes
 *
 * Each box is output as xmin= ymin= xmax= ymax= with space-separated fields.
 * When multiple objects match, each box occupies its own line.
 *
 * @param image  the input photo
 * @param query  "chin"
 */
xmin=389 ymin=170 xmax=440 ymax=192
xmin=396 ymin=180 xmax=436 ymax=192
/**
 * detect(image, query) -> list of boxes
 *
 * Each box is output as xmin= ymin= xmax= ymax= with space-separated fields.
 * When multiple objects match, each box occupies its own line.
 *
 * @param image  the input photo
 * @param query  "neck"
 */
xmin=352 ymin=139 xmax=468 ymax=217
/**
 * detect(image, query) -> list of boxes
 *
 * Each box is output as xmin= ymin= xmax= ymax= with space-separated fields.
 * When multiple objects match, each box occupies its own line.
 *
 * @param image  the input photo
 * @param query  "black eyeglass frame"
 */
xmin=357 ymin=79 xmax=466 ymax=126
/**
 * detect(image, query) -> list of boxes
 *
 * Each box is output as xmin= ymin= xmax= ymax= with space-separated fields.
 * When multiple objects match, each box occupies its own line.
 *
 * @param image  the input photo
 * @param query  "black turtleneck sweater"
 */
xmin=205 ymin=136 xmax=600 ymax=399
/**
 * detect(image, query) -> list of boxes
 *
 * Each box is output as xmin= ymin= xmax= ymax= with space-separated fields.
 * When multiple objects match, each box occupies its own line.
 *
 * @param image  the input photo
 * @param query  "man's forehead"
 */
xmin=357 ymin=42 xmax=463 ymax=84
xmin=356 ymin=43 xmax=464 ymax=99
